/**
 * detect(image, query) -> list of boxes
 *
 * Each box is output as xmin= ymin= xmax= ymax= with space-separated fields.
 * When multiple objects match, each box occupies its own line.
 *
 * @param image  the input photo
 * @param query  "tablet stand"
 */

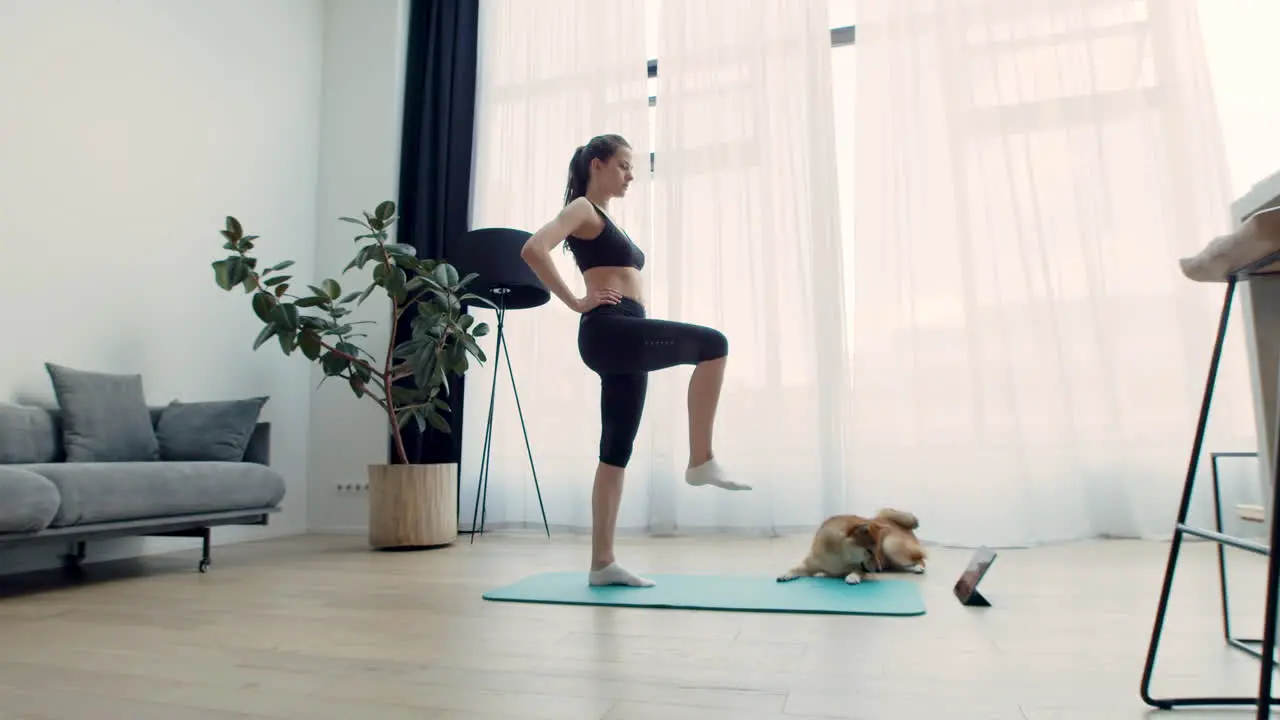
xmin=953 ymin=546 xmax=997 ymax=608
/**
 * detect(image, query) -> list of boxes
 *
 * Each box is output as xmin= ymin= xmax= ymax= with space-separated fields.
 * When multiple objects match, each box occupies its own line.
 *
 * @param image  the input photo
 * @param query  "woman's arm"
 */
xmin=520 ymin=198 xmax=595 ymax=312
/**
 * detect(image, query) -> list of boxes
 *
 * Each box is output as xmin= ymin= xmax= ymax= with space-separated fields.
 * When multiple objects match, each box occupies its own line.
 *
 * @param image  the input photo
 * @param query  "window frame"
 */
xmin=644 ymin=25 xmax=856 ymax=172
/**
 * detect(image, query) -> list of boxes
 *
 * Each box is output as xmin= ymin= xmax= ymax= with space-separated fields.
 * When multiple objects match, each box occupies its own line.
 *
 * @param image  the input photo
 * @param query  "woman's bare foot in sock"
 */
xmin=685 ymin=457 xmax=751 ymax=491
xmin=588 ymin=561 xmax=656 ymax=587
xmin=1180 ymin=206 xmax=1280 ymax=281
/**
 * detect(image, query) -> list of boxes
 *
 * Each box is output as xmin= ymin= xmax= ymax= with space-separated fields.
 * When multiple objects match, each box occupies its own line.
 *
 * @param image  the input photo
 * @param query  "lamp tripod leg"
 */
xmin=501 ymin=337 xmax=549 ymax=538
xmin=470 ymin=304 xmax=505 ymax=543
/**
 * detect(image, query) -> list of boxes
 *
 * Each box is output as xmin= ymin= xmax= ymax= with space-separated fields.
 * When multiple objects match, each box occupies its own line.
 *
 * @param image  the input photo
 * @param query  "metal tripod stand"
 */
xmin=466 ymin=288 xmax=550 ymax=541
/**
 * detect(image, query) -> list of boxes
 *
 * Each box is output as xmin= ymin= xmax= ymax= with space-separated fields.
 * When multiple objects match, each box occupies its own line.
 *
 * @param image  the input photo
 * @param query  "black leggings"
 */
xmin=577 ymin=297 xmax=728 ymax=468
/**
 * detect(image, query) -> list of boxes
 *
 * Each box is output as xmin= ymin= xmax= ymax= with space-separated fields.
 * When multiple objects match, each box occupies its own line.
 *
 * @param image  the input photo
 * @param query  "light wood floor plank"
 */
xmin=0 ymin=531 xmax=1274 ymax=719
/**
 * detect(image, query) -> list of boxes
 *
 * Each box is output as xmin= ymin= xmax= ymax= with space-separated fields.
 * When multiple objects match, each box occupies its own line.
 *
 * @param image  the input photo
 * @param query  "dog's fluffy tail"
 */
xmin=876 ymin=508 xmax=919 ymax=530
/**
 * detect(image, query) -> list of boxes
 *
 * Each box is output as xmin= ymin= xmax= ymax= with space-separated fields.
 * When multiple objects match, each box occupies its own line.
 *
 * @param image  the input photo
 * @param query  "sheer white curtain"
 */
xmin=464 ymin=0 xmax=846 ymax=535
xmin=649 ymin=0 xmax=845 ymax=533
xmin=463 ymin=0 xmax=652 ymax=534
xmin=848 ymin=0 xmax=1256 ymax=547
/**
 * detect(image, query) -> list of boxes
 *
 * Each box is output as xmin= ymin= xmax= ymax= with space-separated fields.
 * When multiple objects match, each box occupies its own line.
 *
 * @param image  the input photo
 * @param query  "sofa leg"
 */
xmin=198 ymin=527 xmax=211 ymax=573
xmin=60 ymin=541 xmax=86 ymax=572
xmin=146 ymin=526 xmax=214 ymax=573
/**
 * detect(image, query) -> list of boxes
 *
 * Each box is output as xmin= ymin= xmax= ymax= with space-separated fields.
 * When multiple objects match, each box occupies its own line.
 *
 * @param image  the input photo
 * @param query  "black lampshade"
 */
xmin=449 ymin=227 xmax=551 ymax=311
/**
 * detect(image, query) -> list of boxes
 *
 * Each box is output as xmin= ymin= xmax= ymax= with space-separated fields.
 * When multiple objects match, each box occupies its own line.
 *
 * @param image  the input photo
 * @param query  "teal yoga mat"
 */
xmin=482 ymin=572 xmax=926 ymax=616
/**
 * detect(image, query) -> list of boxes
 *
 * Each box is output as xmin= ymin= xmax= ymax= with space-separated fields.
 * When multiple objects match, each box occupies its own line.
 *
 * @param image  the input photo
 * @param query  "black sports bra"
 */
xmin=565 ymin=202 xmax=646 ymax=273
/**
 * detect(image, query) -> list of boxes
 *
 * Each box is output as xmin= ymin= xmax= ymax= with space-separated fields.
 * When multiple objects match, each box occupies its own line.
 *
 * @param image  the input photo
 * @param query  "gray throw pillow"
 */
xmin=0 ymin=404 xmax=60 ymax=464
xmin=44 ymin=363 xmax=160 ymax=462
xmin=155 ymin=397 xmax=269 ymax=462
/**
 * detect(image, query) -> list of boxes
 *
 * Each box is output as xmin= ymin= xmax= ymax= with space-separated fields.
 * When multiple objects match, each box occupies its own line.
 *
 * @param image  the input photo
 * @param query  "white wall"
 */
xmin=0 ymin=0 xmax=324 ymax=572
xmin=1200 ymin=0 xmax=1280 ymax=200
xmin=306 ymin=0 xmax=412 ymax=534
xmin=1193 ymin=0 xmax=1280 ymax=541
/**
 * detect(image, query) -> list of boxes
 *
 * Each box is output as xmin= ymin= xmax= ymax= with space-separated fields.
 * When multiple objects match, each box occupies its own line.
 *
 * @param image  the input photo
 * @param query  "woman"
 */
xmin=520 ymin=134 xmax=749 ymax=588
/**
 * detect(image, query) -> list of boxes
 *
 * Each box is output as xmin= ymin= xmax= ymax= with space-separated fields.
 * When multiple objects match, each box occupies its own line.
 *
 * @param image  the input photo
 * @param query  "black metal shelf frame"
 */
xmin=1141 ymin=250 xmax=1280 ymax=718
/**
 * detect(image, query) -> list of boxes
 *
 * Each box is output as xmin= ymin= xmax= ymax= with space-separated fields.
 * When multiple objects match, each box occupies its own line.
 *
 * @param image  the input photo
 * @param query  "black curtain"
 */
xmin=391 ymin=0 xmax=480 ymax=466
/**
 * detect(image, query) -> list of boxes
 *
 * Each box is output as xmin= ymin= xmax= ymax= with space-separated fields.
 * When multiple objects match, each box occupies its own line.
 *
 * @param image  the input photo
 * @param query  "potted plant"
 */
xmin=210 ymin=200 xmax=491 ymax=549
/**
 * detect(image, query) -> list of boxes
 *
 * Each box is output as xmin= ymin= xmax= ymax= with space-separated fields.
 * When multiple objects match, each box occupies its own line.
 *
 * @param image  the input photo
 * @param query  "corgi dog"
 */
xmin=777 ymin=508 xmax=927 ymax=585
xmin=861 ymin=508 xmax=928 ymax=575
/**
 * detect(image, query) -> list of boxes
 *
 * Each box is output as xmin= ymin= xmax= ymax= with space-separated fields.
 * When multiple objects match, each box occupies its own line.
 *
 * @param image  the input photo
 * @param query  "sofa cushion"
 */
xmin=17 ymin=462 xmax=285 ymax=528
xmin=0 ymin=404 xmax=60 ymax=464
xmin=0 ymin=467 xmax=61 ymax=533
xmin=45 ymin=363 xmax=160 ymax=462
xmin=156 ymin=397 xmax=269 ymax=462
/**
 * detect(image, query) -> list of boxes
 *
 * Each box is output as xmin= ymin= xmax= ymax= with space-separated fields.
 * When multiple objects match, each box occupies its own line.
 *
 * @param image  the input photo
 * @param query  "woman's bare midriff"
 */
xmin=583 ymin=266 xmax=644 ymax=307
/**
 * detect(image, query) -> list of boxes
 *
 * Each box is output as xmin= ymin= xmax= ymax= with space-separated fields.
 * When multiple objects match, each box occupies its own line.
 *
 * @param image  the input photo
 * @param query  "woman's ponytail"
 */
xmin=562 ymin=134 xmax=630 ymax=207
xmin=563 ymin=145 xmax=589 ymax=206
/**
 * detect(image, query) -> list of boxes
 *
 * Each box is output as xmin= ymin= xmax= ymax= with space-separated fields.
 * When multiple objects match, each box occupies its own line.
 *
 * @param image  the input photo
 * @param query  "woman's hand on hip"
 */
xmin=576 ymin=287 xmax=622 ymax=313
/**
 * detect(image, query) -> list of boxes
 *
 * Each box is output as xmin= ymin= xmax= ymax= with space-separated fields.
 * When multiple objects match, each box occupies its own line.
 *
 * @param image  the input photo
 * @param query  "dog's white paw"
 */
xmin=844 ymin=572 xmax=863 ymax=585
xmin=906 ymin=564 xmax=926 ymax=574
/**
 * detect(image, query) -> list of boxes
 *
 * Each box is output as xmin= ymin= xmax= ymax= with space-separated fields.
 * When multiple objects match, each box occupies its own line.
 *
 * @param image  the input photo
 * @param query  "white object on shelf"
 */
xmin=1238 ymin=503 xmax=1266 ymax=523
xmin=1235 ymin=167 xmax=1280 ymax=532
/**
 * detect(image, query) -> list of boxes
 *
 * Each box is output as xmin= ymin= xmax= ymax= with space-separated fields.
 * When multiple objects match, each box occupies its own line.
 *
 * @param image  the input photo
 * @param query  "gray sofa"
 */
xmin=0 ymin=364 xmax=287 ymax=574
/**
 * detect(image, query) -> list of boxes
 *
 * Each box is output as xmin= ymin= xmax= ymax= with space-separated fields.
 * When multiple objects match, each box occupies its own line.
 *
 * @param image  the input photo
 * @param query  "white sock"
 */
xmin=1179 ymin=207 xmax=1280 ymax=282
xmin=685 ymin=458 xmax=751 ymax=491
xmin=588 ymin=562 xmax=656 ymax=587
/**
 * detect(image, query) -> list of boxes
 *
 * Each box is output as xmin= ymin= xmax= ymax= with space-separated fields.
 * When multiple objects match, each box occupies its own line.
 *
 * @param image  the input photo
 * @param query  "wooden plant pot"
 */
xmin=367 ymin=463 xmax=457 ymax=549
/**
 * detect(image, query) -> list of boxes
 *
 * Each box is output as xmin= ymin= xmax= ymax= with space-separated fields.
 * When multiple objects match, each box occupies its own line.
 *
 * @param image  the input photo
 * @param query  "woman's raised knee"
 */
xmin=698 ymin=328 xmax=728 ymax=363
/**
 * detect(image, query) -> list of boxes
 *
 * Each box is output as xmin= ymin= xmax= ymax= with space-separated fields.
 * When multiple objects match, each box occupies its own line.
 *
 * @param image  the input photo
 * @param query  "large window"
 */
xmin=638 ymin=0 xmax=860 ymax=356
xmin=643 ymin=0 xmax=857 ymax=174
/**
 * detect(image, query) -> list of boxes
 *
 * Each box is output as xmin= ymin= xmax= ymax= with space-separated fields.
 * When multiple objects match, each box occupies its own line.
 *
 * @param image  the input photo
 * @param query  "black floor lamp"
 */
xmin=449 ymin=227 xmax=551 ymax=541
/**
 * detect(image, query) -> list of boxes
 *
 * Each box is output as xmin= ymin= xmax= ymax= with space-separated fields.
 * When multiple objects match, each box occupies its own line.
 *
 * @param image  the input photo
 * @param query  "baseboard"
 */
xmin=306 ymin=526 xmax=368 ymax=536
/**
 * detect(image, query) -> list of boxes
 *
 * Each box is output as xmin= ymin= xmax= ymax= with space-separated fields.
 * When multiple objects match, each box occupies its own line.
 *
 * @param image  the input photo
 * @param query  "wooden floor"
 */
xmin=0 ymin=531 xmax=1275 ymax=719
